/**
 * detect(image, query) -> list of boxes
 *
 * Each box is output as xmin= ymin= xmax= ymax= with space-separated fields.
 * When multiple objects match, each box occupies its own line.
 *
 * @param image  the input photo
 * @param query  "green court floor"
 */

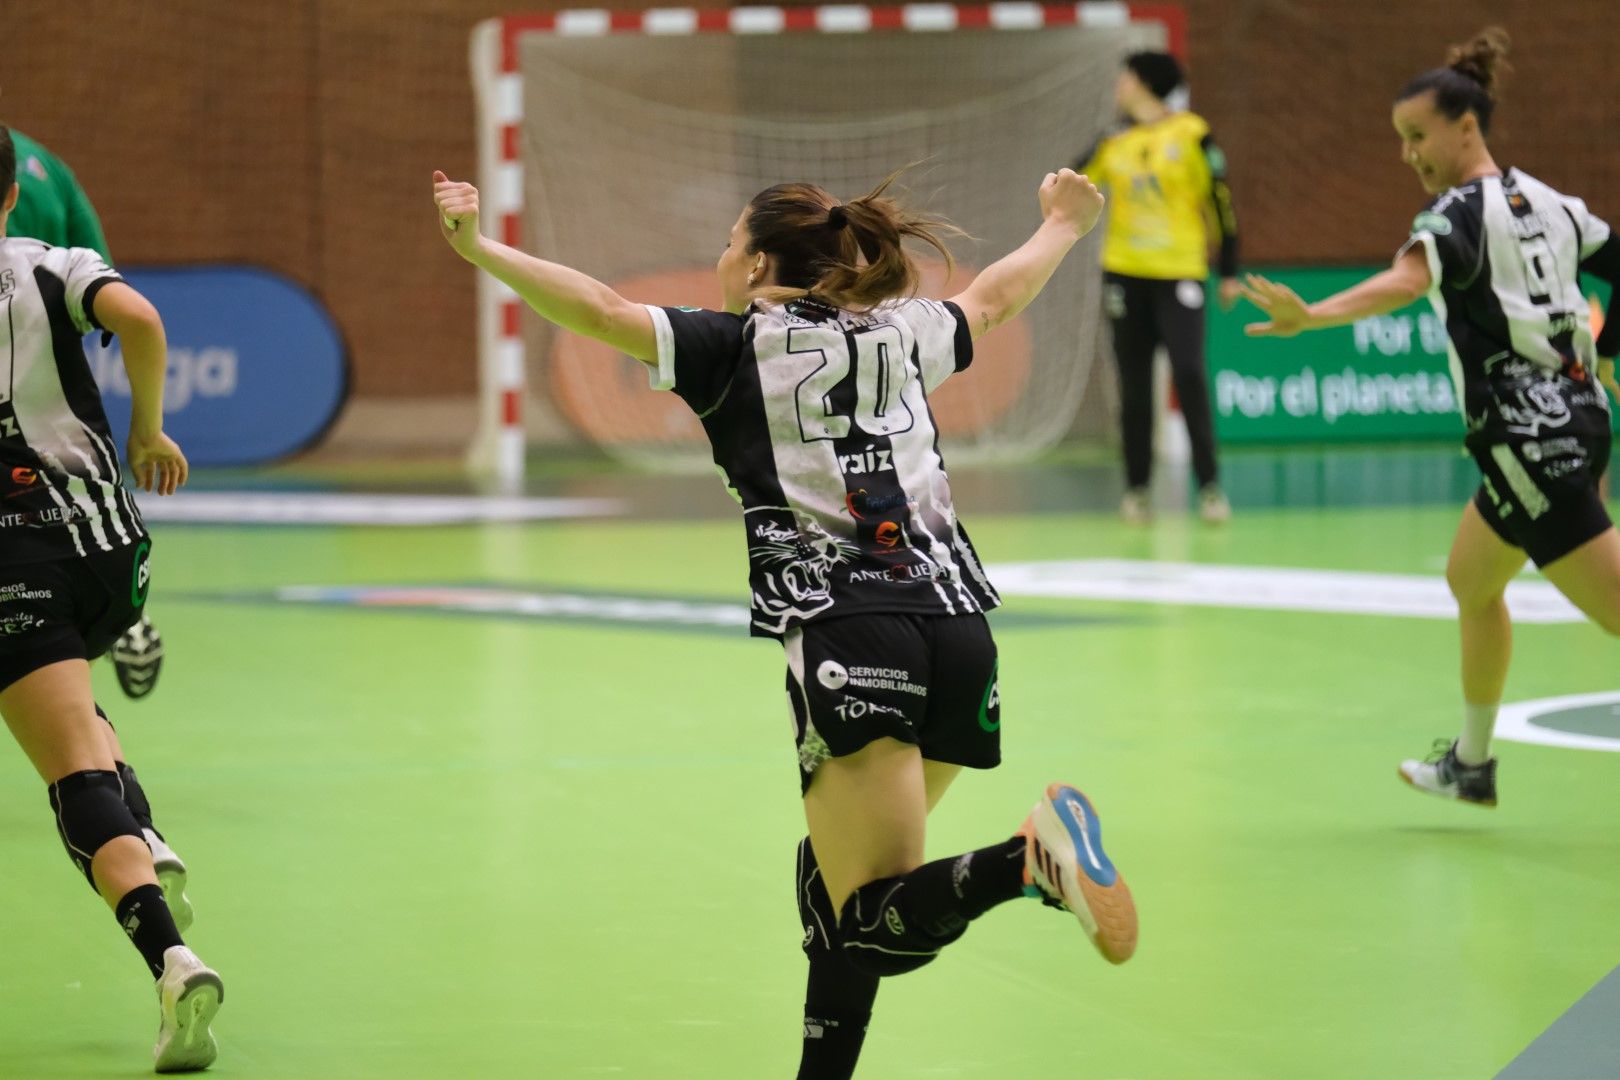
xmin=1 ymin=449 xmax=1616 ymax=1079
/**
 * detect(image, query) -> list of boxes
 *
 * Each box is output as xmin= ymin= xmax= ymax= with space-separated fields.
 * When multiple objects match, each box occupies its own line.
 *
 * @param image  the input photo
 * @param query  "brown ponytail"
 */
xmin=1446 ymin=26 xmax=1511 ymax=98
xmin=1397 ymin=26 xmax=1511 ymax=134
xmin=744 ymin=171 xmax=963 ymax=311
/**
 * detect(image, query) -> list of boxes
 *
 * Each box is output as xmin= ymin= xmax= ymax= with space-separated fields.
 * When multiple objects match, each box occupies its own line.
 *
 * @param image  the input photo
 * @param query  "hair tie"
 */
xmin=827 ymin=205 xmax=849 ymax=231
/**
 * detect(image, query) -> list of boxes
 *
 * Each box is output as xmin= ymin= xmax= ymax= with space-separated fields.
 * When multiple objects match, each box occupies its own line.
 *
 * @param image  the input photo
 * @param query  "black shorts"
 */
xmin=1471 ymin=424 xmax=1613 ymax=567
xmin=0 ymin=540 xmax=152 ymax=693
xmin=784 ymin=611 xmax=1001 ymax=794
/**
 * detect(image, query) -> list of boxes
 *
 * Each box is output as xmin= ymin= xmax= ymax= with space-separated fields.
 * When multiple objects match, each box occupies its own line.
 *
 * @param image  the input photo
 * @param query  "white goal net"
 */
xmin=472 ymin=4 xmax=1176 ymax=478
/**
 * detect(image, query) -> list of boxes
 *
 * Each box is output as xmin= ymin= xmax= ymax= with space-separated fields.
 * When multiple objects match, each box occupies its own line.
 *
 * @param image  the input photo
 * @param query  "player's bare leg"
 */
xmin=1399 ymin=503 xmax=1524 ymax=805
xmin=1 ymin=660 xmax=220 ymax=1072
xmin=1540 ymin=526 xmax=1620 ymax=634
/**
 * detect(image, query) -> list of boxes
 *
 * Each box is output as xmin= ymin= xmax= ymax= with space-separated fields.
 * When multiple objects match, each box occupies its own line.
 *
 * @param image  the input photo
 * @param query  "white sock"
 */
xmin=1456 ymin=703 xmax=1499 ymax=766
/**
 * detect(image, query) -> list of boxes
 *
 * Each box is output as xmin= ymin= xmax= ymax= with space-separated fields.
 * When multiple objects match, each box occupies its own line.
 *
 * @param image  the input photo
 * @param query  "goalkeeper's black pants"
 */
xmin=1104 ymin=271 xmax=1220 ymax=492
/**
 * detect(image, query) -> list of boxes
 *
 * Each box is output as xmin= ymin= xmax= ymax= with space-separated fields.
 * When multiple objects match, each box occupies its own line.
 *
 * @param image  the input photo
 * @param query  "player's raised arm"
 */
xmin=432 ymin=170 xmax=657 ymax=364
xmin=1241 ymin=247 xmax=1431 ymax=337
xmin=948 ymin=169 xmax=1104 ymax=341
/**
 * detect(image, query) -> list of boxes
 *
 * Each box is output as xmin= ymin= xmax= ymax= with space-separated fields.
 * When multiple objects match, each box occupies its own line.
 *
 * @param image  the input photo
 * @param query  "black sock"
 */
xmin=115 ymin=884 xmax=182 ymax=978
xmin=799 ymin=949 xmax=878 ymax=1080
xmin=895 ymin=835 xmax=1028 ymax=938
xmin=114 ymin=761 xmax=158 ymax=837
xmin=797 ymin=836 xmax=879 ymax=1080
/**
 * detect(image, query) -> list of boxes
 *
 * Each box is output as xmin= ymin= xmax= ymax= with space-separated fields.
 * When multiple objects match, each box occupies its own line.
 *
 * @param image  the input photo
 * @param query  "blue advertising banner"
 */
xmin=87 ymin=267 xmax=348 ymax=465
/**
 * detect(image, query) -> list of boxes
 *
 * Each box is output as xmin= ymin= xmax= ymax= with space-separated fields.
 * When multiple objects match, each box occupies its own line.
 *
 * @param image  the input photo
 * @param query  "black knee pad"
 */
xmin=837 ymin=877 xmax=964 ymax=977
xmin=47 ymin=769 xmax=144 ymax=888
xmin=797 ymin=838 xmax=840 ymax=957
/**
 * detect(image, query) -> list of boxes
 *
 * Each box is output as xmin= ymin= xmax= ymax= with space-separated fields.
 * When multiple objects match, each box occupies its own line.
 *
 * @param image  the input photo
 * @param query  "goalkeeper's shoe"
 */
xmin=1019 ymin=783 xmax=1138 ymax=964
xmin=1398 ymin=739 xmax=1497 ymax=807
xmin=112 ymin=614 xmax=164 ymax=700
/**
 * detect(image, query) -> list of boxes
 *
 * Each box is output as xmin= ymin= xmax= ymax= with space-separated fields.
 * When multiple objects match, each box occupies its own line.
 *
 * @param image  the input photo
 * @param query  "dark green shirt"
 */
xmin=8 ymin=130 xmax=111 ymax=262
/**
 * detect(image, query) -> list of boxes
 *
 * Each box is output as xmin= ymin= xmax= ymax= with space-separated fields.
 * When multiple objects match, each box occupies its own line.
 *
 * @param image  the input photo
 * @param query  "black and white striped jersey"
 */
xmin=646 ymin=296 xmax=999 ymax=638
xmin=1399 ymin=168 xmax=1618 ymax=440
xmin=0 ymin=238 xmax=145 ymax=565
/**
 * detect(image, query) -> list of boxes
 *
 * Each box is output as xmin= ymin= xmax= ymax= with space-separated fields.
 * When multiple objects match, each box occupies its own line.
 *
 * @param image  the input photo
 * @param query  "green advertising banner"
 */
xmin=1208 ymin=269 xmax=1613 ymax=444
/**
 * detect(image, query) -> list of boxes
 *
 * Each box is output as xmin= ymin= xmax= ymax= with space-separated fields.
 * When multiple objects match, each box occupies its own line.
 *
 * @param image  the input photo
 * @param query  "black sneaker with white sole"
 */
xmin=112 ymin=614 xmax=164 ymax=700
xmin=1397 ymin=739 xmax=1498 ymax=807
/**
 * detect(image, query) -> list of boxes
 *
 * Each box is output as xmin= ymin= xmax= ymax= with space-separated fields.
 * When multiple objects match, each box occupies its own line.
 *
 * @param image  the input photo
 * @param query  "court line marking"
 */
xmin=1495 ymin=965 xmax=1620 ymax=1078
xmin=134 ymin=491 xmax=624 ymax=525
xmin=1494 ymin=691 xmax=1620 ymax=753
xmin=987 ymin=559 xmax=1584 ymax=623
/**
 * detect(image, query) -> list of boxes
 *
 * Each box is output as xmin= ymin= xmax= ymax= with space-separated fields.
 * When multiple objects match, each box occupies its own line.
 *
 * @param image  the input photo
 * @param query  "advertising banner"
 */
xmin=1210 ymin=268 xmax=1613 ymax=444
xmin=88 ymin=267 xmax=348 ymax=465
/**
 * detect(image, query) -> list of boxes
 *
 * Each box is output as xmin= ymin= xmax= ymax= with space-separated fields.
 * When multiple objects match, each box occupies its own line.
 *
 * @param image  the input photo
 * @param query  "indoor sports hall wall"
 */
xmin=6 ymin=0 xmax=1616 ymax=443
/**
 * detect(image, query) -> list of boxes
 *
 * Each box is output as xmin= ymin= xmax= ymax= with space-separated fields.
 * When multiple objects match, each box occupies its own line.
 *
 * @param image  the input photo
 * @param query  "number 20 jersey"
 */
xmin=645 ymin=296 xmax=1000 ymax=638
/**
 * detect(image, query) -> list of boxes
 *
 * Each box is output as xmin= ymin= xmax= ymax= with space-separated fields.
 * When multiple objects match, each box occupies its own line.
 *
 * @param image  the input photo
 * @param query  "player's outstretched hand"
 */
xmin=433 ymin=170 xmax=483 ymax=260
xmin=127 ymin=428 xmax=188 ymax=496
xmin=1039 ymin=169 xmax=1105 ymax=240
xmin=1240 ymin=273 xmax=1311 ymax=337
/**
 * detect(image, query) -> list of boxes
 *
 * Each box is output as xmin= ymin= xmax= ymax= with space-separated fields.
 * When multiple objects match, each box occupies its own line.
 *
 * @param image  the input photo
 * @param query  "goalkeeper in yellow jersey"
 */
xmin=1074 ymin=51 xmax=1240 ymax=523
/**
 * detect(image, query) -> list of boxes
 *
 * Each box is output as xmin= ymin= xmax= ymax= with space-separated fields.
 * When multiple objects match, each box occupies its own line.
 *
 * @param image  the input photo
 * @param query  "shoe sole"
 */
xmin=1396 ymin=766 xmax=1497 ymax=808
xmin=154 ymin=859 xmax=194 ymax=935
xmin=1032 ymin=783 xmax=1138 ymax=964
xmin=155 ymin=971 xmax=222 ymax=1073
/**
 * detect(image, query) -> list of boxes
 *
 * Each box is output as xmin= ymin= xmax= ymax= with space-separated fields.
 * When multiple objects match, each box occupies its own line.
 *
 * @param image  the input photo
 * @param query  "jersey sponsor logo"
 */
xmin=832 ymin=696 xmax=906 ymax=722
xmin=1412 ymin=211 xmax=1452 ymax=236
xmin=0 ymin=610 xmax=44 ymax=635
xmin=838 ymin=445 xmax=894 ymax=476
xmin=1507 ymin=211 xmax=1552 ymax=240
xmin=848 ymin=563 xmax=954 ymax=586
xmin=844 ymin=488 xmax=911 ymax=520
xmin=0 ymin=504 xmax=89 ymax=529
xmin=0 ymin=582 xmax=54 ymax=603
xmin=132 ymin=540 xmax=153 ymax=606
xmin=816 ymin=659 xmax=849 ymax=690
xmin=10 ymin=467 xmax=37 ymax=488
xmin=1520 ymin=437 xmax=1581 ymax=463
xmin=874 ymin=521 xmax=901 ymax=549
xmin=818 ymin=665 xmax=927 ymax=698
xmin=978 ymin=662 xmax=1001 ymax=732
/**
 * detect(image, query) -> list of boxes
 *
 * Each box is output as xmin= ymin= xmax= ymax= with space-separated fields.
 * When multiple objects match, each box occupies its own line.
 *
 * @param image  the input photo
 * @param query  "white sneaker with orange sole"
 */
xmin=1019 ymin=783 xmax=1138 ymax=964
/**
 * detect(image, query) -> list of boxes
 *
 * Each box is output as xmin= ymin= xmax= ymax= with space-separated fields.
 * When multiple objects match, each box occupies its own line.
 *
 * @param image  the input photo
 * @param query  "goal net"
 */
xmin=471 ymin=4 xmax=1179 ymax=479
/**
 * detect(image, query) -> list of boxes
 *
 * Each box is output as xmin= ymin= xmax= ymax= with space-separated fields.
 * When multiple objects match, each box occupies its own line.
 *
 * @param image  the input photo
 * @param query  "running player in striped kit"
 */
xmin=434 ymin=166 xmax=1140 ymax=1078
xmin=1241 ymin=28 xmax=1620 ymax=808
xmin=5 ymin=124 xmax=168 ymax=702
xmin=0 ymin=126 xmax=222 ymax=1072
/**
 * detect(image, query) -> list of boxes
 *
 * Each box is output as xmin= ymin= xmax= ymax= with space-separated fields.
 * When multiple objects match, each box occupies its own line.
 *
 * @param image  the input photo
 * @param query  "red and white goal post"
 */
xmin=469 ymin=3 xmax=1186 ymax=483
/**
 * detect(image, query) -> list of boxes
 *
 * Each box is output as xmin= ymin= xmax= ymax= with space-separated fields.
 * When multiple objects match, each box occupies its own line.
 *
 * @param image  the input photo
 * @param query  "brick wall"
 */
xmin=6 ymin=0 xmax=1616 ymax=402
